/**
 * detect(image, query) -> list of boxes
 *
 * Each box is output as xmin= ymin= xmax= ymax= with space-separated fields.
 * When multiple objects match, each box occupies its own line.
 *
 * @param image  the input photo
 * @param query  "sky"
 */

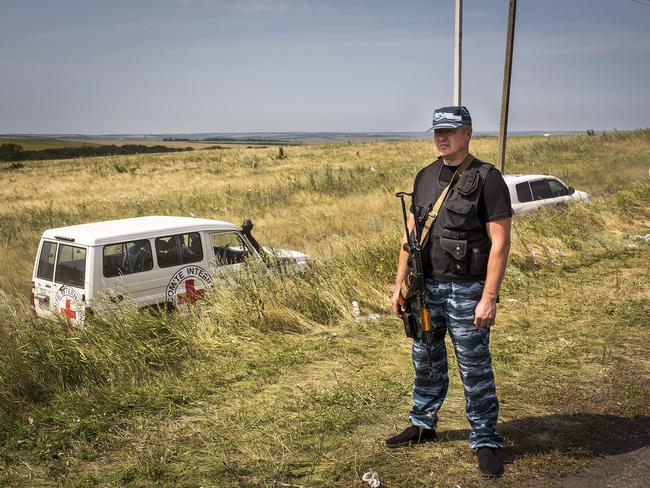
xmin=1 ymin=0 xmax=649 ymax=134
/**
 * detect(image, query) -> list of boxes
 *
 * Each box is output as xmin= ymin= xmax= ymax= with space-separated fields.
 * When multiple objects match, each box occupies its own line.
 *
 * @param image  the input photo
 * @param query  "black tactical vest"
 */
xmin=412 ymin=157 xmax=494 ymax=281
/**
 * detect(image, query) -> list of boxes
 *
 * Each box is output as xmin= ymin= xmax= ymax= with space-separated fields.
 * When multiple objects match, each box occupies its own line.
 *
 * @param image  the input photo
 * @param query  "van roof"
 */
xmin=42 ymin=216 xmax=238 ymax=246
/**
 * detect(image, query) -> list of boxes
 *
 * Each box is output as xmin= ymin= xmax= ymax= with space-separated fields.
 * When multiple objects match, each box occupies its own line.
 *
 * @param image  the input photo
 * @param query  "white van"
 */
xmin=31 ymin=216 xmax=308 ymax=325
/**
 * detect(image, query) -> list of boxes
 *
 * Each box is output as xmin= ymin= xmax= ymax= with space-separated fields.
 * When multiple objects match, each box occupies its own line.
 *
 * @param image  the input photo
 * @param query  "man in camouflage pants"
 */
xmin=386 ymin=106 xmax=512 ymax=477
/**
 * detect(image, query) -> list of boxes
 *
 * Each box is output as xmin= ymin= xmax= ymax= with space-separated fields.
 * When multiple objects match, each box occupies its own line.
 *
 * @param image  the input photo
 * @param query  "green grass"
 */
xmin=0 ymin=131 xmax=649 ymax=486
xmin=0 ymin=137 xmax=97 ymax=151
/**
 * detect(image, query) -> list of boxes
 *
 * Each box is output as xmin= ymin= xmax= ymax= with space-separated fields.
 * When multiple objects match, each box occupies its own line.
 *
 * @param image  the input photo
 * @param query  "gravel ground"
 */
xmin=524 ymin=445 xmax=650 ymax=487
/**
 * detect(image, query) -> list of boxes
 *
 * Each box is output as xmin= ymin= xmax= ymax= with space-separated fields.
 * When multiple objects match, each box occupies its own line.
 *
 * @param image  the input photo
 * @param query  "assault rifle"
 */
xmin=395 ymin=191 xmax=435 ymax=377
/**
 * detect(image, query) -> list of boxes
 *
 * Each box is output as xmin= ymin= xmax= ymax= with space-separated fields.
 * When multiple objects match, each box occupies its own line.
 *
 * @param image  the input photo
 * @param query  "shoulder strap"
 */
xmin=419 ymin=153 xmax=474 ymax=246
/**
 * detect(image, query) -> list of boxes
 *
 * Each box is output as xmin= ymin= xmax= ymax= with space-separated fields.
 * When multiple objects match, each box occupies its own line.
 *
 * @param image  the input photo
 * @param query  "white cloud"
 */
xmin=174 ymin=0 xmax=290 ymax=13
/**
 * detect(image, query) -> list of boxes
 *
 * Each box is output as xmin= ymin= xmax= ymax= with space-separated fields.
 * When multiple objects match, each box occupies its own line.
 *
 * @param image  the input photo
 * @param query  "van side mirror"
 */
xmin=568 ymin=186 xmax=575 ymax=195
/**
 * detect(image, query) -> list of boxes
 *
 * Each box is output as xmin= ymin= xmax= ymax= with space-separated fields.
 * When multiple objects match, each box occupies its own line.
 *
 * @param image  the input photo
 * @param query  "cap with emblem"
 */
xmin=427 ymin=106 xmax=472 ymax=131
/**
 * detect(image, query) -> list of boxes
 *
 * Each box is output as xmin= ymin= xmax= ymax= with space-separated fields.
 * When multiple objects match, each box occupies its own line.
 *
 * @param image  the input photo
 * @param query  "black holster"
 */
xmin=401 ymin=311 xmax=422 ymax=339
xmin=402 ymin=311 xmax=447 ymax=342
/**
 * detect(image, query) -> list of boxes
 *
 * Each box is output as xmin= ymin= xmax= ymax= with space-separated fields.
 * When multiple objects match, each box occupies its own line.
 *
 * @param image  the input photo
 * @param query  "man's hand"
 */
xmin=391 ymin=287 xmax=404 ymax=318
xmin=474 ymin=296 xmax=497 ymax=329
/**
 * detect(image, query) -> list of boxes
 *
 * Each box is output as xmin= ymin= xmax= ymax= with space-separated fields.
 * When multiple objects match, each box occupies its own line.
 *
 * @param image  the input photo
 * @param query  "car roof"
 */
xmin=502 ymin=174 xmax=559 ymax=184
xmin=42 ymin=216 xmax=238 ymax=246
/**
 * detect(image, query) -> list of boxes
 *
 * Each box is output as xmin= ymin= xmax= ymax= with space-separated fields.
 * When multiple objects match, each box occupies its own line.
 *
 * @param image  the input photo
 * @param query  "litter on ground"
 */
xmin=362 ymin=470 xmax=381 ymax=487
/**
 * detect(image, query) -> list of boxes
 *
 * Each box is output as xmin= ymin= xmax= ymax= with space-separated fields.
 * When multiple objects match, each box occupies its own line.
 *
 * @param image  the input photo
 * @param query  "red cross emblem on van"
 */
xmin=54 ymin=286 xmax=85 ymax=324
xmin=61 ymin=298 xmax=77 ymax=319
xmin=166 ymin=265 xmax=214 ymax=306
xmin=177 ymin=279 xmax=206 ymax=305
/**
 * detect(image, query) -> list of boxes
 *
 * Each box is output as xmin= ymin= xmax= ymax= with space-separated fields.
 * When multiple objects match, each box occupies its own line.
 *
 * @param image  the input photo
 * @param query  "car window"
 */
xmin=515 ymin=182 xmax=533 ymax=203
xmin=530 ymin=179 xmax=552 ymax=200
xmin=103 ymin=239 xmax=154 ymax=277
xmin=546 ymin=178 xmax=569 ymax=197
xmin=37 ymin=241 xmax=57 ymax=281
xmin=55 ymin=244 xmax=86 ymax=288
xmin=155 ymin=233 xmax=202 ymax=268
xmin=211 ymin=232 xmax=250 ymax=266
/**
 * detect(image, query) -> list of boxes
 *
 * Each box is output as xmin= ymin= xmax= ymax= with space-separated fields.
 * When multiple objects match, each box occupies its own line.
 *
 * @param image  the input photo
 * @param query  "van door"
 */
xmin=208 ymin=231 xmax=258 ymax=278
xmin=100 ymin=239 xmax=159 ymax=308
xmin=33 ymin=240 xmax=57 ymax=318
xmin=155 ymin=232 xmax=214 ymax=307
xmin=34 ymin=241 xmax=88 ymax=324
xmin=52 ymin=243 xmax=87 ymax=324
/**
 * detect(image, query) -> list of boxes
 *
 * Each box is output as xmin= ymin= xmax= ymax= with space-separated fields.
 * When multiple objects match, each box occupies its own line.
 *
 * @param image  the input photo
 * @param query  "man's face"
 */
xmin=434 ymin=126 xmax=472 ymax=159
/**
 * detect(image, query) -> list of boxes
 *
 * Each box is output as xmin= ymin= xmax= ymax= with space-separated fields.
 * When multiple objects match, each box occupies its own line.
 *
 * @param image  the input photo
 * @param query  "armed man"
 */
xmin=387 ymin=106 xmax=512 ymax=477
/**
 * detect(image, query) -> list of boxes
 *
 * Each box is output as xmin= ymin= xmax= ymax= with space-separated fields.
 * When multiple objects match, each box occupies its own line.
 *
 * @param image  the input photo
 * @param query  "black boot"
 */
xmin=477 ymin=447 xmax=504 ymax=477
xmin=385 ymin=425 xmax=436 ymax=448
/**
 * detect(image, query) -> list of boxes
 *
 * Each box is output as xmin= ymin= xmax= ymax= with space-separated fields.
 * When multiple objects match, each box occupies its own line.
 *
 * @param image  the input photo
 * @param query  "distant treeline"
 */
xmin=0 ymin=143 xmax=193 ymax=162
xmin=163 ymin=136 xmax=298 ymax=146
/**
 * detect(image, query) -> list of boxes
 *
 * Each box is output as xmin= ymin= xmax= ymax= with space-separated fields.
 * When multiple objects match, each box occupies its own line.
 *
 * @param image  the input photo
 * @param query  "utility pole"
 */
xmin=453 ymin=0 xmax=463 ymax=106
xmin=497 ymin=0 xmax=517 ymax=174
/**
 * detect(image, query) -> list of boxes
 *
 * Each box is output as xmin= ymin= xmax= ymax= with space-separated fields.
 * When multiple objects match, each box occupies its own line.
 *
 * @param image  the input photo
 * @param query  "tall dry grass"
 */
xmin=0 ymin=131 xmax=649 ymax=486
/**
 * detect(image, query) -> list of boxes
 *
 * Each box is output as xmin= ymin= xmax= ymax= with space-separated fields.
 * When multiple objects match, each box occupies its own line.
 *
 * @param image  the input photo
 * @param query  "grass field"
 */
xmin=0 ymin=137 xmax=99 ymax=151
xmin=0 ymin=131 xmax=649 ymax=486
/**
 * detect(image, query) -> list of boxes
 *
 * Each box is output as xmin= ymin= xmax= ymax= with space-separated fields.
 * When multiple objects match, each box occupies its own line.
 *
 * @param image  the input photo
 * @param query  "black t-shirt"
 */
xmin=411 ymin=161 xmax=512 ymax=223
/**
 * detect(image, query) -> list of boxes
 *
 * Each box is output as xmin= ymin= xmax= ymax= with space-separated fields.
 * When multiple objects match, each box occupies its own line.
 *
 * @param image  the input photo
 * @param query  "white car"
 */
xmin=31 ymin=216 xmax=309 ymax=325
xmin=503 ymin=174 xmax=590 ymax=215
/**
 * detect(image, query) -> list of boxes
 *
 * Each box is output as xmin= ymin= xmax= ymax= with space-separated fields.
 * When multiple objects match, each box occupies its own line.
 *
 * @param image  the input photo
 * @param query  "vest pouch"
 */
xmin=439 ymin=237 xmax=468 ymax=274
xmin=470 ymin=247 xmax=489 ymax=275
xmin=442 ymin=198 xmax=473 ymax=229
xmin=457 ymin=168 xmax=479 ymax=196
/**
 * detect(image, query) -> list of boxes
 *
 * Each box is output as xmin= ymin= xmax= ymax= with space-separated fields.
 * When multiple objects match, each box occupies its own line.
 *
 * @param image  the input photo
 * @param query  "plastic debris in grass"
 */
xmin=362 ymin=470 xmax=381 ymax=487
xmin=352 ymin=301 xmax=381 ymax=322
xmin=352 ymin=300 xmax=361 ymax=317
xmin=357 ymin=313 xmax=381 ymax=322
xmin=626 ymin=234 xmax=650 ymax=248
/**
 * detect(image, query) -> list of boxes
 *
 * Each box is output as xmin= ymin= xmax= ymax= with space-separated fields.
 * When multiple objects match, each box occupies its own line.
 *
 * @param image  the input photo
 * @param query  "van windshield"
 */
xmin=55 ymin=244 xmax=86 ymax=288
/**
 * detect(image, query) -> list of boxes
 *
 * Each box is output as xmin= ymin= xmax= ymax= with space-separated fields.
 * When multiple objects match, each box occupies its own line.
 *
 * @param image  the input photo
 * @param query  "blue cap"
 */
xmin=427 ymin=106 xmax=472 ymax=131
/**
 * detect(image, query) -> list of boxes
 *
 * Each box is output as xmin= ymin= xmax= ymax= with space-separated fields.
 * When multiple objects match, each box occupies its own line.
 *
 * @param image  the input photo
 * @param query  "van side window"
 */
xmin=55 ymin=244 xmax=86 ymax=288
xmin=515 ymin=182 xmax=533 ymax=203
xmin=37 ymin=241 xmax=57 ymax=281
xmin=530 ymin=179 xmax=552 ymax=200
xmin=155 ymin=233 xmax=203 ymax=268
xmin=103 ymin=240 xmax=154 ymax=277
xmin=180 ymin=232 xmax=203 ymax=263
xmin=211 ymin=232 xmax=250 ymax=266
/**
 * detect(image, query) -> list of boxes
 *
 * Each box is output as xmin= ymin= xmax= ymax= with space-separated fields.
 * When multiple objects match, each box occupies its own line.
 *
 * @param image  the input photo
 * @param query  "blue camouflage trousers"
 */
xmin=409 ymin=279 xmax=504 ymax=449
